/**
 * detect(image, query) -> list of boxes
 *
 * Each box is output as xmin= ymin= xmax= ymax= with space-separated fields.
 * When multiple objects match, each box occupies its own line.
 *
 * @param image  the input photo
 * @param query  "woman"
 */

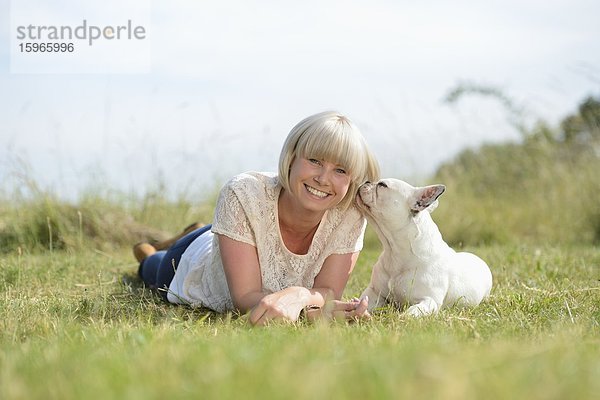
xmin=134 ymin=111 xmax=380 ymax=325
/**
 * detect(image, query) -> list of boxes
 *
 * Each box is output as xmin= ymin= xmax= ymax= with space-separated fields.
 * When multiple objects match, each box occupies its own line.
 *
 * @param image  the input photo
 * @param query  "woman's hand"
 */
xmin=249 ymin=293 xmax=371 ymax=325
xmin=332 ymin=296 xmax=371 ymax=321
xmin=249 ymin=287 xmax=311 ymax=326
xmin=305 ymin=296 xmax=371 ymax=322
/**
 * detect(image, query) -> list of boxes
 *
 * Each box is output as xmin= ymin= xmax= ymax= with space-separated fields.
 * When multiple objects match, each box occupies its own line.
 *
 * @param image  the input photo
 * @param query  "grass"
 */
xmin=1 ymin=235 xmax=599 ymax=400
xmin=432 ymin=136 xmax=600 ymax=246
xmin=2 ymin=99 xmax=600 ymax=398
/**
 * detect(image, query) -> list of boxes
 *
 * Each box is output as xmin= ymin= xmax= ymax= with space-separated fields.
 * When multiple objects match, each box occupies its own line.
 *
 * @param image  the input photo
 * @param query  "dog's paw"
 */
xmin=405 ymin=299 xmax=438 ymax=317
xmin=406 ymin=305 xmax=428 ymax=318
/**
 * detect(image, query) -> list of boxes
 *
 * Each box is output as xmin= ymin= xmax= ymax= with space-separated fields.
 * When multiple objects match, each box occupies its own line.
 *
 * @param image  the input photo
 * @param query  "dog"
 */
xmin=356 ymin=179 xmax=492 ymax=317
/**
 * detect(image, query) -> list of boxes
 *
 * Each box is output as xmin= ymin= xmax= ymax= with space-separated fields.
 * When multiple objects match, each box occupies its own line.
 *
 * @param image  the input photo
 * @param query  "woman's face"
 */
xmin=287 ymin=157 xmax=352 ymax=213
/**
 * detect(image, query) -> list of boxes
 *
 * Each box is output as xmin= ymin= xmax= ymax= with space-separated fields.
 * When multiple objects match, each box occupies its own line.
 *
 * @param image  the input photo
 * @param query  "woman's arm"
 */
xmin=313 ymin=252 xmax=359 ymax=300
xmin=217 ymin=234 xmax=264 ymax=312
xmin=309 ymin=252 xmax=371 ymax=321
xmin=218 ymin=234 xmax=368 ymax=325
xmin=218 ymin=234 xmax=326 ymax=325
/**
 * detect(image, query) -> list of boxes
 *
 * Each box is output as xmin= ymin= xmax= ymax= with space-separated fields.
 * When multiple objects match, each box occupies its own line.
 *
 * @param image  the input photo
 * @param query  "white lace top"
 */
xmin=167 ymin=171 xmax=367 ymax=312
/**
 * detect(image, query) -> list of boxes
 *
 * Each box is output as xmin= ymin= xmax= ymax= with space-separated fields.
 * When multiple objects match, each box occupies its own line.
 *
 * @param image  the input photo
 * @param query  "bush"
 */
xmin=432 ymin=97 xmax=600 ymax=246
xmin=0 ymin=189 xmax=217 ymax=254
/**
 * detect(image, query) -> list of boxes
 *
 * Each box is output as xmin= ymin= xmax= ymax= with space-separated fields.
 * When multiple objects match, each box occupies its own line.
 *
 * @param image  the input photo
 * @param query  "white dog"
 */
xmin=357 ymin=179 xmax=492 ymax=317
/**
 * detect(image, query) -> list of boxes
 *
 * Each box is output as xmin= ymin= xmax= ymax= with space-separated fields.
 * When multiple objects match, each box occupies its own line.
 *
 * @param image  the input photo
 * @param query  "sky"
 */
xmin=1 ymin=0 xmax=599 ymax=200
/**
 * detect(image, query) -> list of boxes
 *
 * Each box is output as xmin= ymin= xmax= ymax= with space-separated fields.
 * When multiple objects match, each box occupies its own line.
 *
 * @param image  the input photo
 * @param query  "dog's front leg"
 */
xmin=405 ymin=297 xmax=440 ymax=317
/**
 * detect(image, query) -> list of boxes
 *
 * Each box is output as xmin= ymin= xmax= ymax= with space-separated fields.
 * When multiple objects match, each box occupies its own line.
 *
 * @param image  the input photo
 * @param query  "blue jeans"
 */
xmin=138 ymin=224 xmax=212 ymax=301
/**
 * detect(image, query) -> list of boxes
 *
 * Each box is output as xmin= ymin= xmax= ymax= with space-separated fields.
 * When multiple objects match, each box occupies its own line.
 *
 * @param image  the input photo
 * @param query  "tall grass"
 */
xmin=0 ymin=182 xmax=218 ymax=254
xmin=433 ymin=127 xmax=600 ymax=246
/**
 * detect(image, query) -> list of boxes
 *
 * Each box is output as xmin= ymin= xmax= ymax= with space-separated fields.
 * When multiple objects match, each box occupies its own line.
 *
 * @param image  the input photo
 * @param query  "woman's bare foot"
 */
xmin=133 ymin=242 xmax=157 ymax=263
xmin=151 ymin=222 xmax=206 ymax=250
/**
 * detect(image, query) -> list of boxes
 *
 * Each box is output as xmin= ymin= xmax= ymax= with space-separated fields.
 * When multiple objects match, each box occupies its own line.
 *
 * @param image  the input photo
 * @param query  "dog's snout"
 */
xmin=360 ymin=181 xmax=373 ymax=190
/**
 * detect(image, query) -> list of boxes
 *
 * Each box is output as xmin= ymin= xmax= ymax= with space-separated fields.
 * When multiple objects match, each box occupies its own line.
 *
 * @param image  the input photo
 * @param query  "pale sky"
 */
xmin=1 ymin=0 xmax=599 ymax=199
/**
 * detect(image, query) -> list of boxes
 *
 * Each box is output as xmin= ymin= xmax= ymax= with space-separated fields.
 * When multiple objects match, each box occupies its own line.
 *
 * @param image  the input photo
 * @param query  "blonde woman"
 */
xmin=134 ymin=111 xmax=380 ymax=325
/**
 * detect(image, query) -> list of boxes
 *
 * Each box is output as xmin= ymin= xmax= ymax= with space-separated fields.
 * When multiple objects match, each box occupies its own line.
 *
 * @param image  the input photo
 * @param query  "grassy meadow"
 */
xmin=1 ymin=234 xmax=598 ymax=399
xmin=1 ymin=98 xmax=600 ymax=399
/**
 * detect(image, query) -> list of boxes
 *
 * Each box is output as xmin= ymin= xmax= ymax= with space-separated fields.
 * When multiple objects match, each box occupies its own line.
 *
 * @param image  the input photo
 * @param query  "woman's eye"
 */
xmin=336 ymin=168 xmax=347 ymax=175
xmin=308 ymin=158 xmax=321 ymax=165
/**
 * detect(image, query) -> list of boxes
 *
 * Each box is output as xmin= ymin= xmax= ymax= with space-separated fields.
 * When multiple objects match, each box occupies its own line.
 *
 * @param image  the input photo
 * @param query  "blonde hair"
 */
xmin=278 ymin=111 xmax=380 ymax=210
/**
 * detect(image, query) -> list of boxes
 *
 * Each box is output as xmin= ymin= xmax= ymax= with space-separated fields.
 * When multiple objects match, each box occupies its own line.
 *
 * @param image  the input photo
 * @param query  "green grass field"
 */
xmin=1 ymin=233 xmax=598 ymax=400
xmin=2 ymin=98 xmax=600 ymax=399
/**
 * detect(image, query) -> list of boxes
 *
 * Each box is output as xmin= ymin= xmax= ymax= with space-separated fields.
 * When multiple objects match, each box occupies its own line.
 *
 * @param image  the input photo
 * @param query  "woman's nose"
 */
xmin=314 ymin=167 xmax=332 ymax=185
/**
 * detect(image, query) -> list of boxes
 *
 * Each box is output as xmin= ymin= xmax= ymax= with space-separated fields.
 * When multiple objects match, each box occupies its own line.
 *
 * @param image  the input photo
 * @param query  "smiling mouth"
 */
xmin=305 ymin=184 xmax=330 ymax=198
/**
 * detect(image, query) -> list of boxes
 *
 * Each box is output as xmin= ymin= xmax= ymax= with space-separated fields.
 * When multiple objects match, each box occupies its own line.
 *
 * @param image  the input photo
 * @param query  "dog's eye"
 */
xmin=377 ymin=182 xmax=388 ymax=188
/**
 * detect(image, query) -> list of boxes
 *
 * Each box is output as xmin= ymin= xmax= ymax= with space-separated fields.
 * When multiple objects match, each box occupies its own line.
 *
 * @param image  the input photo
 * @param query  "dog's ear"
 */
xmin=410 ymin=185 xmax=446 ymax=213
